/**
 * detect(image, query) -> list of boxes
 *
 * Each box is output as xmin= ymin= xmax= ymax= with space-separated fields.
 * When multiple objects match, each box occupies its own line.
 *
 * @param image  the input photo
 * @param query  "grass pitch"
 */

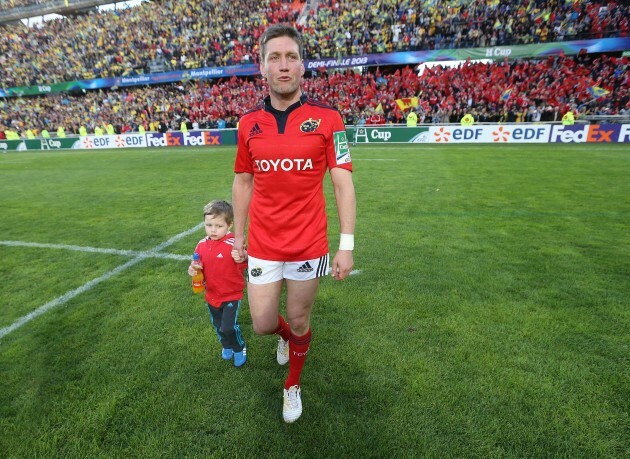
xmin=1 ymin=144 xmax=628 ymax=458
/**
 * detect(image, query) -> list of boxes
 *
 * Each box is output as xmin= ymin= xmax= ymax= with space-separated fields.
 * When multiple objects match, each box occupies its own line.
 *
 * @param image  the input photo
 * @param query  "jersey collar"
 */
xmin=263 ymin=94 xmax=307 ymax=134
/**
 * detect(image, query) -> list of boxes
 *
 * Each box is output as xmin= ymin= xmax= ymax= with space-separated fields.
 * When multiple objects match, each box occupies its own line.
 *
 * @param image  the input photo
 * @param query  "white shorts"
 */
xmin=247 ymin=254 xmax=330 ymax=284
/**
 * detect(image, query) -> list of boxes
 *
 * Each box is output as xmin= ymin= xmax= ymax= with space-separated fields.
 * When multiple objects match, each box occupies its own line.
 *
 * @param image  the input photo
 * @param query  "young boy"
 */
xmin=189 ymin=200 xmax=248 ymax=367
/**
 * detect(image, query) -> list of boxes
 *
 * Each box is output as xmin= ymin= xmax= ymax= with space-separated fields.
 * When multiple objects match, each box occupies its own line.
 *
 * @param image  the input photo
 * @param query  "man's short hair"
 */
xmin=259 ymin=24 xmax=304 ymax=61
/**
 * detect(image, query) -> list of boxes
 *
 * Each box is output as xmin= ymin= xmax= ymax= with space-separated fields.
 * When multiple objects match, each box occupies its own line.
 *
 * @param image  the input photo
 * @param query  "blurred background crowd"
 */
xmin=2 ymin=0 xmax=628 ymax=85
xmin=0 ymin=0 xmax=628 ymax=137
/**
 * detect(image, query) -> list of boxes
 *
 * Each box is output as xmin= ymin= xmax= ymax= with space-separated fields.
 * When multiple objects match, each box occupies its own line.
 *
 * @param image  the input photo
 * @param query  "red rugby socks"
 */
xmin=274 ymin=315 xmax=291 ymax=342
xmin=285 ymin=328 xmax=312 ymax=389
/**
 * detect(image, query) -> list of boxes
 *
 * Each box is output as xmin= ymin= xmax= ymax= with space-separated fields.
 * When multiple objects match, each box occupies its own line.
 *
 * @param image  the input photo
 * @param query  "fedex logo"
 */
xmin=183 ymin=131 xmax=222 ymax=145
xmin=147 ymin=133 xmax=174 ymax=147
xmin=184 ymin=131 xmax=221 ymax=146
xmin=183 ymin=132 xmax=204 ymax=146
xmin=146 ymin=131 xmax=222 ymax=147
xmin=550 ymin=124 xmax=621 ymax=143
xmin=166 ymin=132 xmax=183 ymax=146
xmin=146 ymin=133 xmax=184 ymax=147
xmin=201 ymin=131 xmax=221 ymax=145
xmin=618 ymin=125 xmax=630 ymax=143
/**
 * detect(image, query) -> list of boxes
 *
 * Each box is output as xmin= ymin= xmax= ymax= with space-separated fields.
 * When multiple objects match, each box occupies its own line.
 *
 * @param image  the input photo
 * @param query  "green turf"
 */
xmin=1 ymin=144 xmax=628 ymax=458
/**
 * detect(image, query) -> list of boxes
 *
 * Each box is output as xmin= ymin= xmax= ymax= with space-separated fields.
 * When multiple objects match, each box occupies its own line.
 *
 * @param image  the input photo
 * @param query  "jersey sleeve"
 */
xmin=234 ymin=118 xmax=254 ymax=174
xmin=326 ymin=111 xmax=352 ymax=172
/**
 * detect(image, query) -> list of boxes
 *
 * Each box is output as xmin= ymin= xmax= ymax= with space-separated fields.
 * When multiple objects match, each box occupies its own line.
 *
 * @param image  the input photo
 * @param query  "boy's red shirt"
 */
xmin=194 ymin=232 xmax=247 ymax=308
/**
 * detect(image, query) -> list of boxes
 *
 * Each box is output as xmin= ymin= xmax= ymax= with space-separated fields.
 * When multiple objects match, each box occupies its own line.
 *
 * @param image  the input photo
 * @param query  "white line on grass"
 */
xmin=1 ymin=225 xmax=362 ymax=340
xmin=328 ymin=269 xmax=362 ymax=276
xmin=0 ymin=240 xmax=190 ymax=261
xmin=0 ymin=223 xmax=203 ymax=340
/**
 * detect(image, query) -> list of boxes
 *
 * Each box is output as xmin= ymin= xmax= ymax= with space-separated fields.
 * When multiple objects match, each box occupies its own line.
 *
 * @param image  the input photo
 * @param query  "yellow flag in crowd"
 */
xmin=374 ymin=103 xmax=384 ymax=114
xmin=395 ymin=97 xmax=419 ymax=111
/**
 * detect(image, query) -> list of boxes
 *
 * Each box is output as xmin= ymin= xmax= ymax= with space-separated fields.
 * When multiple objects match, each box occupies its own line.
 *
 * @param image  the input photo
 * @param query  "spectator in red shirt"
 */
xmin=368 ymin=112 xmax=386 ymax=125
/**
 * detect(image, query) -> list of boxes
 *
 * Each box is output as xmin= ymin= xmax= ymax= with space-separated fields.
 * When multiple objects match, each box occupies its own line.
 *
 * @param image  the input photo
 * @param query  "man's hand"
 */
xmin=331 ymin=250 xmax=353 ymax=280
xmin=232 ymin=235 xmax=247 ymax=262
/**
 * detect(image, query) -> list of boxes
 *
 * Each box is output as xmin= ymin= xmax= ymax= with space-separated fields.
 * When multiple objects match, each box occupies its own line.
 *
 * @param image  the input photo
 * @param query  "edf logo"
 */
xmin=512 ymin=127 xmax=547 ymax=141
xmin=453 ymin=128 xmax=483 ymax=140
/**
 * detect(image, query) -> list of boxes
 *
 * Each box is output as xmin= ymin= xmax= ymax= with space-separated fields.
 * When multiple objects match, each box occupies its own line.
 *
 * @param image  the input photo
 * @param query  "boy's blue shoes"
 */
xmin=221 ymin=347 xmax=246 ymax=366
xmin=234 ymin=348 xmax=247 ymax=367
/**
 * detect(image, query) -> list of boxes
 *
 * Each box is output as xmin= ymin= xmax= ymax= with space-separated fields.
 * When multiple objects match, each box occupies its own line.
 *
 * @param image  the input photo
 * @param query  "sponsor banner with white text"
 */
xmin=145 ymin=131 xmax=225 ymax=147
xmin=347 ymin=126 xmax=430 ymax=143
xmin=549 ymin=124 xmax=629 ymax=143
xmin=426 ymin=125 xmax=551 ymax=143
xmin=80 ymin=134 xmax=147 ymax=149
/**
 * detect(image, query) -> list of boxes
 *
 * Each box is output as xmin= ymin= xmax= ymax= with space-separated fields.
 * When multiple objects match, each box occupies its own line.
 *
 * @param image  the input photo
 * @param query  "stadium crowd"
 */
xmin=1 ymin=0 xmax=628 ymax=87
xmin=0 ymin=0 xmax=35 ymax=12
xmin=1 ymin=52 xmax=628 ymax=138
xmin=302 ymin=0 xmax=628 ymax=58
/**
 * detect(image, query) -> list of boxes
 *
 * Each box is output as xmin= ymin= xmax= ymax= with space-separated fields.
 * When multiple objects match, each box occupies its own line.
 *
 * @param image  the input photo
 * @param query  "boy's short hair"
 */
xmin=203 ymin=200 xmax=233 ymax=225
xmin=259 ymin=23 xmax=303 ymax=61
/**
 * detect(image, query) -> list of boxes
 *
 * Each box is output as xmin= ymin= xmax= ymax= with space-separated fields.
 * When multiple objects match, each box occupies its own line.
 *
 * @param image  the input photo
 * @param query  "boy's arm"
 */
xmin=188 ymin=244 xmax=203 ymax=276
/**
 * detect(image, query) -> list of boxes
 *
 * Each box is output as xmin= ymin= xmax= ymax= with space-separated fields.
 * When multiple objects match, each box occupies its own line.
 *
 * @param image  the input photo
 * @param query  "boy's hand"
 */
xmin=233 ymin=235 xmax=245 ymax=258
xmin=231 ymin=248 xmax=247 ymax=263
xmin=187 ymin=263 xmax=200 ymax=276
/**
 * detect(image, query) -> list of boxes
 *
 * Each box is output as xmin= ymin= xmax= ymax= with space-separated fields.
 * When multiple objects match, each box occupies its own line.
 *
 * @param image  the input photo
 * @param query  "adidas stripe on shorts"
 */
xmin=247 ymin=254 xmax=330 ymax=284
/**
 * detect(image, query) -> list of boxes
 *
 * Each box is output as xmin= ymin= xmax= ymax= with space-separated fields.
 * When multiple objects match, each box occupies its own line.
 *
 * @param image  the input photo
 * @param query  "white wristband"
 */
xmin=339 ymin=233 xmax=354 ymax=251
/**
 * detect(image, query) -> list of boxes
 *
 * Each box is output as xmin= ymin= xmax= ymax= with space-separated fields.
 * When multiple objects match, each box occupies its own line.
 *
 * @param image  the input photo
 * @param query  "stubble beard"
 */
xmin=269 ymin=79 xmax=301 ymax=101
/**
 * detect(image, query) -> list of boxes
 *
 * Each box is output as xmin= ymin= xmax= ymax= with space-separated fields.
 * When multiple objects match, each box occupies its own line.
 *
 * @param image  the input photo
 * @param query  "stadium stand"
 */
xmin=0 ymin=0 xmax=36 ymax=12
xmin=0 ymin=0 xmax=628 ymax=137
xmin=0 ymin=0 xmax=628 ymax=85
xmin=2 ymin=52 xmax=628 ymax=137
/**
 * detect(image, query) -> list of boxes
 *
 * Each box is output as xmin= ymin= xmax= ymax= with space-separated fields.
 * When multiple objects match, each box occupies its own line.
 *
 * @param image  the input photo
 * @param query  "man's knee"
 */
xmin=252 ymin=320 xmax=275 ymax=336
xmin=287 ymin=313 xmax=310 ymax=336
xmin=250 ymin=311 xmax=278 ymax=335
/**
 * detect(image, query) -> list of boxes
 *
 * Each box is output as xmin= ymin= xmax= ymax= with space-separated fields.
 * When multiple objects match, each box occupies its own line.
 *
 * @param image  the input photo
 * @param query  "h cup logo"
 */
xmin=334 ymin=131 xmax=351 ymax=164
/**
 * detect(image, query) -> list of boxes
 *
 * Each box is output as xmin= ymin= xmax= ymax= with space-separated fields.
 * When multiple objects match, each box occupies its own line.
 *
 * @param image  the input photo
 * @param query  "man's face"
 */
xmin=260 ymin=36 xmax=304 ymax=100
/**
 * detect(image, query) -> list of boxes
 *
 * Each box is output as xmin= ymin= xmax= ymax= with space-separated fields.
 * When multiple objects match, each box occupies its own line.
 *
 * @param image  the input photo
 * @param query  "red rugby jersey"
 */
xmin=194 ymin=233 xmax=248 ymax=308
xmin=234 ymin=94 xmax=352 ymax=261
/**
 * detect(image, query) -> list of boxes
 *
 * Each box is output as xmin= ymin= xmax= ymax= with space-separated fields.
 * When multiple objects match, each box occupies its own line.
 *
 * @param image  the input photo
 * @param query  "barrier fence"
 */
xmin=1 ymin=124 xmax=628 ymax=152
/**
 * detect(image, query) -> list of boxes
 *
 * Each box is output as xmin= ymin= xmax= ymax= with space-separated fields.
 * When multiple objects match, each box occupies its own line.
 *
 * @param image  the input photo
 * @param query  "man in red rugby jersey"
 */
xmin=231 ymin=24 xmax=356 ymax=423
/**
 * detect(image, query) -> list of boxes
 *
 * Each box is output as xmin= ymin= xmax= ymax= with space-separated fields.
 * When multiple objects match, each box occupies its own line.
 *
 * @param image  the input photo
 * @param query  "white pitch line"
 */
xmin=1 ymin=226 xmax=362 ymax=340
xmin=0 ymin=240 xmax=190 ymax=261
xmin=0 ymin=223 xmax=203 ymax=340
xmin=327 ymin=268 xmax=362 ymax=276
